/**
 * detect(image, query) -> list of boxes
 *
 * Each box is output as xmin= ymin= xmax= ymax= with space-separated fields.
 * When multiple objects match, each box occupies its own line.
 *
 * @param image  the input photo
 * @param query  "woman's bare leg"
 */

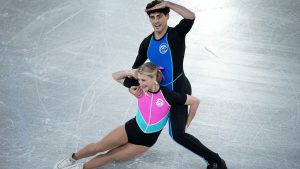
xmin=73 ymin=125 xmax=128 ymax=160
xmin=83 ymin=143 xmax=149 ymax=169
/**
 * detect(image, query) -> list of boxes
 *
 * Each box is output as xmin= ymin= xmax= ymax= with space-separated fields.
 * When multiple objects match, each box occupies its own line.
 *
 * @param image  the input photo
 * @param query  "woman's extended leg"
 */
xmin=73 ymin=125 xmax=128 ymax=160
xmin=83 ymin=143 xmax=149 ymax=169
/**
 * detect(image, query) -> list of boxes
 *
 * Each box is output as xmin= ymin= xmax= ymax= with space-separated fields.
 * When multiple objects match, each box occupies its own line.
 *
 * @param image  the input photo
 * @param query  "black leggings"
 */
xmin=169 ymin=74 xmax=221 ymax=164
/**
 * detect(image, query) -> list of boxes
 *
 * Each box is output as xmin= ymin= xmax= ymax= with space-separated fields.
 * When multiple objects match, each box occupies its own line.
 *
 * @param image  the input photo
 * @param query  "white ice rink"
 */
xmin=0 ymin=0 xmax=300 ymax=169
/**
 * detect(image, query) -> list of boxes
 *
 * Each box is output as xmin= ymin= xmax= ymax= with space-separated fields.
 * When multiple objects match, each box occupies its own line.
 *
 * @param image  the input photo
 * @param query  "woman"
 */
xmin=53 ymin=62 xmax=200 ymax=169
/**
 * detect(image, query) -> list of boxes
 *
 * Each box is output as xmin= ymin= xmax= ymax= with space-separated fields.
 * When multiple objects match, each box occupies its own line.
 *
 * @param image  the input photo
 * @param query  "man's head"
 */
xmin=146 ymin=1 xmax=170 ymax=35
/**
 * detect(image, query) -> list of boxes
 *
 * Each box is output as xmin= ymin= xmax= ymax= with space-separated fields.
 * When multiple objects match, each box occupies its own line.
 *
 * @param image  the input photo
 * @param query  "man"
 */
xmin=130 ymin=1 xmax=227 ymax=169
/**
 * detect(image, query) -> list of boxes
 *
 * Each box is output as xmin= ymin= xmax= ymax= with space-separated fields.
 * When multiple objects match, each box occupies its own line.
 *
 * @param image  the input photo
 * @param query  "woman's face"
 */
xmin=137 ymin=72 xmax=155 ymax=92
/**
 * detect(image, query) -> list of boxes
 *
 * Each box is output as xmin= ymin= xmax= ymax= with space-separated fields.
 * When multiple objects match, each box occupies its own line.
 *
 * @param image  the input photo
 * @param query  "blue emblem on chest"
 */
xmin=159 ymin=43 xmax=168 ymax=54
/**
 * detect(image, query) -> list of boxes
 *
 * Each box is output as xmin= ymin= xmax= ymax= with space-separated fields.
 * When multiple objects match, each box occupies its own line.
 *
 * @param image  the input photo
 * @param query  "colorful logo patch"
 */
xmin=159 ymin=43 xmax=168 ymax=54
xmin=155 ymin=98 xmax=164 ymax=107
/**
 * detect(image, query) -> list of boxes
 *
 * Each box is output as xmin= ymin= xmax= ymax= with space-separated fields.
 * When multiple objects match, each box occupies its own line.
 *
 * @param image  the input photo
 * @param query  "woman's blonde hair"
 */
xmin=137 ymin=62 xmax=163 ymax=83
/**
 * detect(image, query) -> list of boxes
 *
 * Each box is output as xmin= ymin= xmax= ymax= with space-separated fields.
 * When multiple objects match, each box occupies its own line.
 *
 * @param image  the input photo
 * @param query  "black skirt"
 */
xmin=125 ymin=118 xmax=162 ymax=147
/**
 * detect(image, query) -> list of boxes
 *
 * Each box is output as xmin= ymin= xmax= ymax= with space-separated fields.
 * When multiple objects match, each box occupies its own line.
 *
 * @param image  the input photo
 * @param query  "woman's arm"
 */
xmin=184 ymin=95 xmax=200 ymax=129
xmin=112 ymin=69 xmax=141 ymax=98
xmin=112 ymin=69 xmax=136 ymax=84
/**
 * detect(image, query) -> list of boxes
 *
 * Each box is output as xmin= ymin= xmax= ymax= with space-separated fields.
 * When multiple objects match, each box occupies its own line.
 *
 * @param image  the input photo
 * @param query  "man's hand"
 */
xmin=145 ymin=1 xmax=169 ymax=12
xmin=129 ymin=86 xmax=142 ymax=98
xmin=145 ymin=1 xmax=195 ymax=20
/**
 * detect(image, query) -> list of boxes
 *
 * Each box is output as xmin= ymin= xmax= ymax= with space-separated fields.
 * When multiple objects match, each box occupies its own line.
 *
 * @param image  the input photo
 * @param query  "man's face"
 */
xmin=149 ymin=12 xmax=169 ymax=34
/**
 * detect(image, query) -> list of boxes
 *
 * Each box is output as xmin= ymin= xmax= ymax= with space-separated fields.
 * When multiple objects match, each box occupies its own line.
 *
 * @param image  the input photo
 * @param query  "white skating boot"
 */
xmin=53 ymin=154 xmax=76 ymax=169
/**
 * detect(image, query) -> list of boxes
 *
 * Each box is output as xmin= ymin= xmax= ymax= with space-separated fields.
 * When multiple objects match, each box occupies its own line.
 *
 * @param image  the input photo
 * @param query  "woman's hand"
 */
xmin=129 ymin=86 xmax=142 ymax=98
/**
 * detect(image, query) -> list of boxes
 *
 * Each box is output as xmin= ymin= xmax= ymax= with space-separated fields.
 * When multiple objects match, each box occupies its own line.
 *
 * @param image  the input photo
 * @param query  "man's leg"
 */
xmin=169 ymin=105 xmax=221 ymax=165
